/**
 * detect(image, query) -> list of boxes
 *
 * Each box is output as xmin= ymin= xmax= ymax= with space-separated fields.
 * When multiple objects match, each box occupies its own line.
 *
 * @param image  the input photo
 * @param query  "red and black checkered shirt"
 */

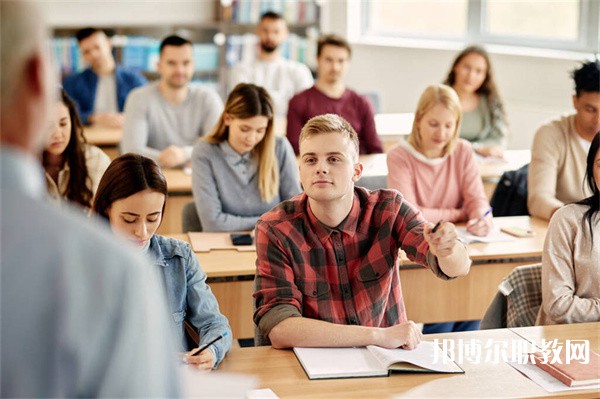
xmin=253 ymin=187 xmax=450 ymax=338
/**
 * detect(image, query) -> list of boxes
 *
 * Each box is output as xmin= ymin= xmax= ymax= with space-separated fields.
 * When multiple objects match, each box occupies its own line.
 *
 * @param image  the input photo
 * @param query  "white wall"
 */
xmin=322 ymin=1 xmax=586 ymax=150
xmin=39 ymin=0 xmax=215 ymax=26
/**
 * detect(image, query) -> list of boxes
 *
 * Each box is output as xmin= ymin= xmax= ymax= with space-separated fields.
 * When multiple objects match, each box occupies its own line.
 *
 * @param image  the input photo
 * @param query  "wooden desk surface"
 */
xmin=215 ymin=324 xmax=600 ymax=398
xmin=83 ymin=125 xmax=122 ymax=146
xmin=510 ymin=322 xmax=600 ymax=350
xmin=163 ymin=168 xmax=192 ymax=194
xmin=175 ymin=216 xmax=547 ymax=277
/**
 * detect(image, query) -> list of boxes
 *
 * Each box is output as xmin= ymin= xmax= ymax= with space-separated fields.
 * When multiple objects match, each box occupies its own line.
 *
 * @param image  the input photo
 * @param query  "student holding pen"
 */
xmin=387 ymin=84 xmax=492 ymax=334
xmin=387 ymin=84 xmax=493 ymax=237
xmin=92 ymin=154 xmax=232 ymax=370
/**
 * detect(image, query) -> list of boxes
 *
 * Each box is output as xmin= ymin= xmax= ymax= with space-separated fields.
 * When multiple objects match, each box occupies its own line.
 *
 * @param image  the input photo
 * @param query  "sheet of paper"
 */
xmin=456 ymin=227 xmax=516 ymax=244
xmin=507 ymin=361 xmax=600 ymax=393
xmin=245 ymin=388 xmax=280 ymax=399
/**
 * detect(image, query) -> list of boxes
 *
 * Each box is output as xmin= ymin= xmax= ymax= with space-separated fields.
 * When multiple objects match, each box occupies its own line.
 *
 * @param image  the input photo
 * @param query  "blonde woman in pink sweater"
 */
xmin=387 ymin=84 xmax=491 ymax=334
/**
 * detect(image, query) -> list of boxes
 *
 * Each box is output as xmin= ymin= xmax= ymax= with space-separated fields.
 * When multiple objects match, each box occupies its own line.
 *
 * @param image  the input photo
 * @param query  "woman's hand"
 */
xmin=184 ymin=348 xmax=215 ymax=371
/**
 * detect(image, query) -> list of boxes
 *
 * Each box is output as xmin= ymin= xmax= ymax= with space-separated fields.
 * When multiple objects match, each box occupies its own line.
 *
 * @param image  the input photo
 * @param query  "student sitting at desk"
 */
xmin=443 ymin=45 xmax=508 ymax=158
xmin=537 ymin=132 xmax=600 ymax=325
xmin=92 ymin=154 xmax=232 ymax=370
xmin=387 ymin=84 xmax=491 ymax=334
xmin=528 ymin=61 xmax=599 ymax=220
xmin=42 ymin=88 xmax=110 ymax=209
xmin=253 ymin=114 xmax=472 ymax=348
xmin=192 ymin=83 xmax=301 ymax=232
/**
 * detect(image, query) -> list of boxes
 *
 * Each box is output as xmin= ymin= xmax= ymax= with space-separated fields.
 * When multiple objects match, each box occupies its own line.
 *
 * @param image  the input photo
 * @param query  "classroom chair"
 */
xmin=480 ymin=263 xmax=542 ymax=329
xmin=182 ymin=201 xmax=202 ymax=233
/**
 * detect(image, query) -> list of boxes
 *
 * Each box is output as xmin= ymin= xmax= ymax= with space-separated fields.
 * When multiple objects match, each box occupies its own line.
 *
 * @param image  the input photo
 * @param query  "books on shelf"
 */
xmin=54 ymin=36 xmax=219 ymax=76
xmin=228 ymin=0 xmax=318 ymax=24
xmin=293 ymin=341 xmax=464 ymax=380
xmin=532 ymin=350 xmax=600 ymax=387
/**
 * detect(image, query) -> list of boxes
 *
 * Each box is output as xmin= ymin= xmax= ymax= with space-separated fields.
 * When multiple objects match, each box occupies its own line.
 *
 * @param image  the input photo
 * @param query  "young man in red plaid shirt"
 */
xmin=253 ymin=114 xmax=471 ymax=349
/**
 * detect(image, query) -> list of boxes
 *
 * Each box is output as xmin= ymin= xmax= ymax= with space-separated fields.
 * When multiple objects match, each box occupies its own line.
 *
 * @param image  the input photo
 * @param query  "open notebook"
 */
xmin=456 ymin=227 xmax=516 ymax=244
xmin=293 ymin=341 xmax=463 ymax=380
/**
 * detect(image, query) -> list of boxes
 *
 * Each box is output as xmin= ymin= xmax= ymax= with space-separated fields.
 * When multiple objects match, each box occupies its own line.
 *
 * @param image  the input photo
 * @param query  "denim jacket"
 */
xmin=149 ymin=235 xmax=232 ymax=366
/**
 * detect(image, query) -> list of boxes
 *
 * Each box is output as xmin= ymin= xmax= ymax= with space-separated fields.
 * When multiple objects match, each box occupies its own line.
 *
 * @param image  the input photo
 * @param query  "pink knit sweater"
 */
xmin=386 ymin=139 xmax=490 ymax=222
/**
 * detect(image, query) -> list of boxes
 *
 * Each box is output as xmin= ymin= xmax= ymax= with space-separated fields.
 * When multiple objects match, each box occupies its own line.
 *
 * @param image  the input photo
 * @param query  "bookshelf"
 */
xmin=52 ymin=0 xmax=320 ymax=98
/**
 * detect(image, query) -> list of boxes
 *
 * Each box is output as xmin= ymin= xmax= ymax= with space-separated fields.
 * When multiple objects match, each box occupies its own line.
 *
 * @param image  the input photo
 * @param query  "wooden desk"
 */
xmin=171 ymin=216 xmax=548 ymax=339
xmin=158 ymin=168 xmax=193 ymax=235
xmin=83 ymin=126 xmax=121 ymax=160
xmin=215 ymin=324 xmax=600 ymax=398
xmin=511 ymin=322 xmax=600 ymax=351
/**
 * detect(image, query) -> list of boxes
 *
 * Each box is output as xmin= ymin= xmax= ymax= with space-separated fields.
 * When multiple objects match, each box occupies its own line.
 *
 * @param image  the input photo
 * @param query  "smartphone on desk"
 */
xmin=230 ymin=233 xmax=254 ymax=246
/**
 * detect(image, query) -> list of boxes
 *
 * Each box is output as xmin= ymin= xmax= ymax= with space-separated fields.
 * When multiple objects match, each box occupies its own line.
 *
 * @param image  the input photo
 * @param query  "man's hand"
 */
xmin=159 ymin=145 xmax=187 ymax=168
xmin=89 ymin=112 xmax=124 ymax=128
xmin=423 ymin=221 xmax=458 ymax=258
xmin=374 ymin=321 xmax=423 ymax=350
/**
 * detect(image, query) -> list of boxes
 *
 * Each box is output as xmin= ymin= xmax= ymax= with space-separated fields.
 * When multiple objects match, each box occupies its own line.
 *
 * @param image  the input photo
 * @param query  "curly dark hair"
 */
xmin=572 ymin=60 xmax=600 ymax=97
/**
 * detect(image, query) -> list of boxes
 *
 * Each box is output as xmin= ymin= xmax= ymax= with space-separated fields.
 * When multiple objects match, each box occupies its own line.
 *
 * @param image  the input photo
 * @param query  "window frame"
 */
xmin=358 ymin=0 xmax=599 ymax=54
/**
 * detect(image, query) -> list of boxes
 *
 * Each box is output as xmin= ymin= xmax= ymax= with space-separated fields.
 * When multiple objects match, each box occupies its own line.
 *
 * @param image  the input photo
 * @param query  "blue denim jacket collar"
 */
xmin=149 ymin=235 xmax=187 ymax=268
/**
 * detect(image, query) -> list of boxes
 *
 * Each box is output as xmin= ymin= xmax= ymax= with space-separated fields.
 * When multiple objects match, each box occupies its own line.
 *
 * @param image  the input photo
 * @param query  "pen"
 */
xmin=192 ymin=331 xmax=228 ymax=356
xmin=480 ymin=207 xmax=493 ymax=220
xmin=431 ymin=220 xmax=443 ymax=233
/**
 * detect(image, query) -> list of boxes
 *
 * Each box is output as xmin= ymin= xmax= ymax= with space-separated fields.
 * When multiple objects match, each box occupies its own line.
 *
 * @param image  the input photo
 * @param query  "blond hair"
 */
xmin=408 ymin=84 xmax=462 ymax=157
xmin=205 ymin=83 xmax=278 ymax=202
xmin=299 ymin=114 xmax=359 ymax=162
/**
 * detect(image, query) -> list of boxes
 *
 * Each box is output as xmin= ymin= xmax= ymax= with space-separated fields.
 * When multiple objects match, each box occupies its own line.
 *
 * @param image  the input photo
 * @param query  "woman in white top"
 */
xmin=537 ymin=132 xmax=600 ymax=325
xmin=42 ymin=88 xmax=110 ymax=209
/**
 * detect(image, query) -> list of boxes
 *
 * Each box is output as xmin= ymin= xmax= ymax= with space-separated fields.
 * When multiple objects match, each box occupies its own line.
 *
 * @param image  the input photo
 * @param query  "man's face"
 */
xmin=79 ymin=32 xmax=113 ymax=71
xmin=157 ymin=44 xmax=194 ymax=89
xmin=573 ymin=91 xmax=600 ymax=138
xmin=257 ymin=17 xmax=287 ymax=53
xmin=298 ymin=132 xmax=361 ymax=204
xmin=316 ymin=45 xmax=350 ymax=85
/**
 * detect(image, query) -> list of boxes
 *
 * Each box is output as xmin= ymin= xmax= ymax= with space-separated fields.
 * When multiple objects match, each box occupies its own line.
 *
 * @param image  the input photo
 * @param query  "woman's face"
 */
xmin=417 ymin=103 xmax=458 ymax=158
xmin=452 ymin=52 xmax=488 ymax=95
xmin=45 ymin=101 xmax=71 ymax=156
xmin=107 ymin=189 xmax=166 ymax=248
xmin=225 ymin=114 xmax=269 ymax=155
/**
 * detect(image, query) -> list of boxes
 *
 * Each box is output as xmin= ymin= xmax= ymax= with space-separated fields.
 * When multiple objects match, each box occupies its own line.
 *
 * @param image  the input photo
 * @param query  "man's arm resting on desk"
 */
xmin=260 ymin=305 xmax=422 ymax=350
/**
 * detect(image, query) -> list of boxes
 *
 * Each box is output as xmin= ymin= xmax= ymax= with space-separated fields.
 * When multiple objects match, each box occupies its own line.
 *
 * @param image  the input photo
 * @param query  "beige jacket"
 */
xmin=536 ymin=204 xmax=600 ymax=325
xmin=45 ymin=144 xmax=111 ymax=206
xmin=528 ymin=114 xmax=590 ymax=220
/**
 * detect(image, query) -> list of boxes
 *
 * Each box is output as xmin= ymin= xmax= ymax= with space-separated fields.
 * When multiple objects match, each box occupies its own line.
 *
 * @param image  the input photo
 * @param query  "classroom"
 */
xmin=1 ymin=1 xmax=599 ymax=398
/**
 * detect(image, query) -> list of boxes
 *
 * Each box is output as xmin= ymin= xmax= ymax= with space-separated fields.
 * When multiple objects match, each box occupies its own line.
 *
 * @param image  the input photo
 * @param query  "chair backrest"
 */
xmin=490 ymin=163 xmax=529 ymax=217
xmin=182 ymin=200 xmax=202 ymax=233
xmin=481 ymin=263 xmax=542 ymax=329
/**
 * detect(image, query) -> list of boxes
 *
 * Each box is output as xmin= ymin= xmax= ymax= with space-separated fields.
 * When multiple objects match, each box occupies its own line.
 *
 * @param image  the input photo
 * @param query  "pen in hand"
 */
xmin=431 ymin=220 xmax=443 ymax=234
xmin=479 ymin=207 xmax=493 ymax=221
xmin=192 ymin=331 xmax=228 ymax=356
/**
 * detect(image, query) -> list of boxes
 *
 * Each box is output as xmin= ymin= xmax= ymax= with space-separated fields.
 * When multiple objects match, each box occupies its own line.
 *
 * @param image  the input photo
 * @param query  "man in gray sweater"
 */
xmin=121 ymin=35 xmax=223 ymax=168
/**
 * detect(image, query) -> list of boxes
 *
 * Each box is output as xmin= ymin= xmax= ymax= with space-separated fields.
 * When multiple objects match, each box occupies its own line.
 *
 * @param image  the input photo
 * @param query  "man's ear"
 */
xmin=352 ymin=161 xmax=363 ymax=183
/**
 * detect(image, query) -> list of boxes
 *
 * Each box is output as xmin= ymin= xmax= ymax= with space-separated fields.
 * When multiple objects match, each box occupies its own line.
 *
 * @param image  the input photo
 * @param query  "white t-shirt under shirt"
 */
xmin=229 ymin=58 xmax=313 ymax=116
xmin=93 ymin=74 xmax=118 ymax=114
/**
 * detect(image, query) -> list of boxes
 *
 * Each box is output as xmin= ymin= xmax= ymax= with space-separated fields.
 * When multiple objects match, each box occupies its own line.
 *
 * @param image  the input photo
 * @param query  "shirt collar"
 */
xmin=306 ymin=191 xmax=360 ymax=244
xmin=219 ymin=140 xmax=253 ymax=166
xmin=0 ymin=147 xmax=45 ymax=198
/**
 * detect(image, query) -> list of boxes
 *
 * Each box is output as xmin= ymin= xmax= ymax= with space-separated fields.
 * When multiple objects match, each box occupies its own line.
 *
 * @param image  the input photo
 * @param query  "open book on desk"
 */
xmin=293 ymin=341 xmax=463 ymax=380
xmin=456 ymin=227 xmax=516 ymax=244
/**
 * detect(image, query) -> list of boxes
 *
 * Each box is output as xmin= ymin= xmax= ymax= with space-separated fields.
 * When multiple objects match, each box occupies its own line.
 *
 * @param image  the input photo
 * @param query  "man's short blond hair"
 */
xmin=299 ymin=114 xmax=359 ymax=161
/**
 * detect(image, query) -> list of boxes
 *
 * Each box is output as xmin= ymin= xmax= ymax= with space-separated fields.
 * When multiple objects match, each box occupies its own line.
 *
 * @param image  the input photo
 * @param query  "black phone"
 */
xmin=230 ymin=233 xmax=253 ymax=246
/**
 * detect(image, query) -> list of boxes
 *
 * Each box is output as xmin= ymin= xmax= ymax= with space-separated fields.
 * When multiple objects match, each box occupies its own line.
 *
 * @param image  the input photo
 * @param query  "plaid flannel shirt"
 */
xmin=253 ymin=187 xmax=451 ymax=341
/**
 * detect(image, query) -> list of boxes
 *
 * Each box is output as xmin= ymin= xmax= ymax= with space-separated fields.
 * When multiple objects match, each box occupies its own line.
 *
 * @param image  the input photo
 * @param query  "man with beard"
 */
xmin=121 ymin=35 xmax=223 ymax=168
xmin=286 ymin=34 xmax=383 ymax=155
xmin=229 ymin=12 xmax=313 ymax=117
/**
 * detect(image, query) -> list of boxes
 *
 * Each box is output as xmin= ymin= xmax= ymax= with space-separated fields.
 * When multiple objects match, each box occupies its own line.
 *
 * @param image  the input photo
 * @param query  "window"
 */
xmin=360 ymin=0 xmax=599 ymax=53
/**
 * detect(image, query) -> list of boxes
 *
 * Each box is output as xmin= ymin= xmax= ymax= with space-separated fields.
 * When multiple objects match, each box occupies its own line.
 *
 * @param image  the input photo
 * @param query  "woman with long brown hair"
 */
xmin=43 ymin=88 xmax=110 ymax=208
xmin=192 ymin=83 xmax=301 ymax=232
